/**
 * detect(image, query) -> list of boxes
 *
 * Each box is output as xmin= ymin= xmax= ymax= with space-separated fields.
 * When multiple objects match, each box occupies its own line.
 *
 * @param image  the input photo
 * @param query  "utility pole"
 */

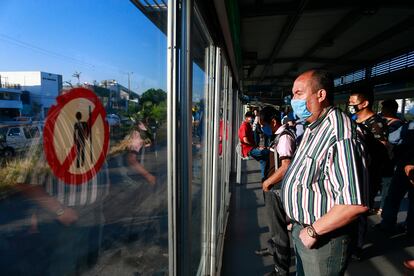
xmin=127 ymin=72 xmax=133 ymax=112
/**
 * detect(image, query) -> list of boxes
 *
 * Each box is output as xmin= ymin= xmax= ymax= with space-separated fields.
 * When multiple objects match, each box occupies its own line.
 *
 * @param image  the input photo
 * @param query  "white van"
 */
xmin=0 ymin=123 xmax=43 ymax=156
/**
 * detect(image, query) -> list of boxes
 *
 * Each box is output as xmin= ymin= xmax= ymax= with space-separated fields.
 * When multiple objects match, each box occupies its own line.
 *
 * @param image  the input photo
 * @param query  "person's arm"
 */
xmin=263 ymin=159 xmax=290 ymax=191
xmin=16 ymin=183 xmax=78 ymax=226
xmin=242 ymin=136 xmax=255 ymax=146
xmin=240 ymin=122 xmax=257 ymax=147
xmin=263 ymin=133 xmax=295 ymax=191
xmin=405 ymin=164 xmax=414 ymax=185
xmin=299 ymin=204 xmax=368 ymax=248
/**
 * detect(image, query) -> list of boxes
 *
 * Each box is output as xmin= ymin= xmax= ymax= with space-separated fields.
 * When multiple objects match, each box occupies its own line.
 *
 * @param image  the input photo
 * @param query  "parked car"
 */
xmin=0 ymin=123 xmax=43 ymax=156
xmin=12 ymin=116 xmax=33 ymax=122
xmin=106 ymin=114 xmax=121 ymax=127
xmin=120 ymin=116 xmax=134 ymax=127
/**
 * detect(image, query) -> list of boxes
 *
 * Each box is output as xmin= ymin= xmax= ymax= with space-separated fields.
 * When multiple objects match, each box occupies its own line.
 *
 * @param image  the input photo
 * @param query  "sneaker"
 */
xmin=254 ymin=247 xmax=273 ymax=256
xmin=264 ymin=264 xmax=286 ymax=276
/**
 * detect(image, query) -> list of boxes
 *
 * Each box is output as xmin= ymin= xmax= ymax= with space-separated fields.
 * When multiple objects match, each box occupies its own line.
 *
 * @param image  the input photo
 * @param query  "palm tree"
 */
xmin=72 ymin=71 xmax=81 ymax=86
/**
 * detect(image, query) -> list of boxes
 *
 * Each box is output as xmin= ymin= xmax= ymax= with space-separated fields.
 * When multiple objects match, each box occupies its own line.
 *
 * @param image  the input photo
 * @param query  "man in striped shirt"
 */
xmin=16 ymin=146 xmax=110 ymax=275
xmin=281 ymin=69 xmax=368 ymax=275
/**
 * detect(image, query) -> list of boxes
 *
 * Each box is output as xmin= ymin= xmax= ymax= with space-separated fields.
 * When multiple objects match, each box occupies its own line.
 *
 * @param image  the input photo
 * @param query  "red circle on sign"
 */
xmin=43 ymin=88 xmax=109 ymax=185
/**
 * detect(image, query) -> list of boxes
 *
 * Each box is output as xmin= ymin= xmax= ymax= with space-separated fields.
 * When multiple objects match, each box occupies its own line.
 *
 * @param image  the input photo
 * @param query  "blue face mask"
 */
xmin=291 ymin=99 xmax=312 ymax=120
xmin=262 ymin=124 xmax=273 ymax=136
xmin=351 ymin=114 xmax=358 ymax=121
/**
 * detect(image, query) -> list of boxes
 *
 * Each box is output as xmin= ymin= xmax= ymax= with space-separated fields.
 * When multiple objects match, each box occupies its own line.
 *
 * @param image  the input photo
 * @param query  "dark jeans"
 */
xmin=249 ymin=148 xmax=269 ymax=179
xmin=357 ymin=213 xmax=367 ymax=249
xmin=381 ymin=166 xmax=414 ymax=234
xmin=0 ymin=231 xmax=44 ymax=275
xmin=264 ymin=134 xmax=271 ymax=147
xmin=254 ymin=130 xmax=260 ymax=145
xmin=380 ymin=177 xmax=392 ymax=210
xmin=37 ymin=221 xmax=101 ymax=276
xmin=292 ymin=223 xmax=356 ymax=276
xmin=264 ymin=190 xmax=290 ymax=275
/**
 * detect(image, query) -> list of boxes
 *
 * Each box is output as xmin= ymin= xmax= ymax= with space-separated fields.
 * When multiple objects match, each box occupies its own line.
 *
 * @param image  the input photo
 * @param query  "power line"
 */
xmin=0 ymin=33 xmax=132 ymax=79
xmin=0 ymin=33 xmax=96 ymax=69
xmin=0 ymin=33 xmax=157 ymax=91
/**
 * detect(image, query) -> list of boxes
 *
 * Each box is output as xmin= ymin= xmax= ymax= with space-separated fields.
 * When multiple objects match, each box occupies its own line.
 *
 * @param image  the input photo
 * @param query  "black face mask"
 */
xmin=348 ymin=103 xmax=364 ymax=115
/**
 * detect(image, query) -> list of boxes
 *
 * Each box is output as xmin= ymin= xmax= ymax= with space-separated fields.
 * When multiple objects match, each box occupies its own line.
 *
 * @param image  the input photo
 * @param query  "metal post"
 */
xmin=127 ymin=72 xmax=133 ymax=111
xmin=236 ymin=152 xmax=242 ymax=185
xmin=203 ymin=45 xmax=216 ymax=275
xmin=210 ymin=47 xmax=222 ymax=276
xmin=179 ymin=0 xmax=193 ymax=274
xmin=226 ymin=76 xmax=233 ymax=194
xmin=235 ymin=92 xmax=242 ymax=185
xmin=167 ymin=0 xmax=177 ymax=274
xmin=167 ymin=0 xmax=193 ymax=275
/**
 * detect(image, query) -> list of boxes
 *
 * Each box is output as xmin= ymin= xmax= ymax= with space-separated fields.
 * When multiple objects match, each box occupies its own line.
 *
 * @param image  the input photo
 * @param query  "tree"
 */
xmin=149 ymin=100 xmax=167 ymax=123
xmin=140 ymin=88 xmax=167 ymax=105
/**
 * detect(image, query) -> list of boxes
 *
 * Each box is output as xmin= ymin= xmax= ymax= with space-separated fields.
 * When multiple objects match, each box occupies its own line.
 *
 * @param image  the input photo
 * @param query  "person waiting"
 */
xmin=238 ymin=111 xmax=269 ymax=180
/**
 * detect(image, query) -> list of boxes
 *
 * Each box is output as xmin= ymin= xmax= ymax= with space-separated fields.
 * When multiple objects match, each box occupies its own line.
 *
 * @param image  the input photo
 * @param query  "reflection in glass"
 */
xmin=191 ymin=10 xmax=212 ymax=274
xmin=0 ymin=1 xmax=168 ymax=275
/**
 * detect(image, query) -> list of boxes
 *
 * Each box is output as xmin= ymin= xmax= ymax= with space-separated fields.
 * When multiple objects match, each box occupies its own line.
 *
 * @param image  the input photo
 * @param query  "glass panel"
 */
xmin=191 ymin=10 xmax=212 ymax=274
xmin=216 ymin=59 xmax=226 ymax=235
xmin=404 ymin=98 xmax=414 ymax=120
xmin=225 ymin=74 xmax=233 ymax=196
xmin=0 ymin=1 xmax=168 ymax=275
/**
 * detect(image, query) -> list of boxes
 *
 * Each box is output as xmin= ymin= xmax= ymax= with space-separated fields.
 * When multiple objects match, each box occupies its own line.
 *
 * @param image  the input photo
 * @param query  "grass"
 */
xmin=0 ymin=122 xmax=168 ymax=197
xmin=0 ymin=145 xmax=45 ymax=197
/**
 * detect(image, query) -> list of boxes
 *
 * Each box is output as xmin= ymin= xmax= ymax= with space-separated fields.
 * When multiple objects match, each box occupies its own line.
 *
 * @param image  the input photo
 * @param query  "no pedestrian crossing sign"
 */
xmin=43 ymin=88 xmax=110 ymax=185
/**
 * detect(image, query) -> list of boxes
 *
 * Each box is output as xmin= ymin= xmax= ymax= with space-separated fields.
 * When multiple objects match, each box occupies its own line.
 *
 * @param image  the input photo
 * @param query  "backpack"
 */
xmin=356 ymin=123 xmax=394 ymax=178
xmin=265 ymin=126 xmax=296 ymax=179
xmin=392 ymin=120 xmax=414 ymax=164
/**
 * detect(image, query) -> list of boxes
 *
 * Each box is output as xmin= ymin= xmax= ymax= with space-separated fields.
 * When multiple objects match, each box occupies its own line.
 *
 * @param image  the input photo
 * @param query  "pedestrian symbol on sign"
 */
xmin=74 ymin=111 xmax=91 ymax=168
xmin=44 ymin=88 xmax=109 ymax=185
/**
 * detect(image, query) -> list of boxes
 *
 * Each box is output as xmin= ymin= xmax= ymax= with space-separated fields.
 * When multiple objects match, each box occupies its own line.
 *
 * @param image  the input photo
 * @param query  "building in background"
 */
xmin=0 ymin=71 xmax=62 ymax=119
xmin=0 ymin=86 xmax=23 ymax=120
xmin=99 ymin=79 xmax=139 ymax=112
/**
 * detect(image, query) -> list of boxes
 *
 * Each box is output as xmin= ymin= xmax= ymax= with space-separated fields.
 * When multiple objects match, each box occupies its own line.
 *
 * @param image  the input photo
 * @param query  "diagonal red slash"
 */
xmin=60 ymin=104 xmax=104 ymax=172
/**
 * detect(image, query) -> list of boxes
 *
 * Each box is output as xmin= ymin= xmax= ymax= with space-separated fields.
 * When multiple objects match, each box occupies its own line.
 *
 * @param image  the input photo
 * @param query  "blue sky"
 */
xmin=0 ymin=0 xmax=168 ymax=94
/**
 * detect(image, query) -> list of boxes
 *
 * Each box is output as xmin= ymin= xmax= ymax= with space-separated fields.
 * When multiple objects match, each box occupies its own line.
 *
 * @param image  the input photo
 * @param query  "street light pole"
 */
xmin=127 ymin=72 xmax=133 ymax=112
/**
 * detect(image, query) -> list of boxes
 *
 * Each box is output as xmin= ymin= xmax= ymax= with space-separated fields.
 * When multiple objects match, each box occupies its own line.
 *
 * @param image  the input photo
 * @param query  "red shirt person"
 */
xmin=238 ymin=111 xmax=269 ymax=179
xmin=238 ymin=111 xmax=256 ymax=157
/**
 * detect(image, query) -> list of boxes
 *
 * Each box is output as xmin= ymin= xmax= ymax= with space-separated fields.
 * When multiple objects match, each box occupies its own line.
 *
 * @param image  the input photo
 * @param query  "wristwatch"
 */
xmin=306 ymin=225 xmax=320 ymax=239
xmin=55 ymin=208 xmax=65 ymax=216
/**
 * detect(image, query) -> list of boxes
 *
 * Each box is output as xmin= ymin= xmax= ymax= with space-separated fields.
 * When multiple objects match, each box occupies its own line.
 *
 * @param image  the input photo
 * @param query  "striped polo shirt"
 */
xmin=40 ymin=164 xmax=109 ymax=207
xmin=18 ymin=151 xmax=109 ymax=207
xmin=281 ymin=107 xmax=367 ymax=225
